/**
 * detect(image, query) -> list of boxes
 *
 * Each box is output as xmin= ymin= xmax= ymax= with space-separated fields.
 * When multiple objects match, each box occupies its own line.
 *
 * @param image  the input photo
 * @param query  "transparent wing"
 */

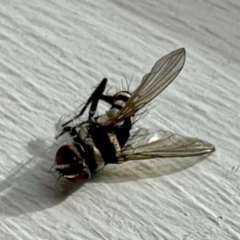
xmin=104 ymin=48 xmax=186 ymax=126
xmin=117 ymin=128 xmax=215 ymax=162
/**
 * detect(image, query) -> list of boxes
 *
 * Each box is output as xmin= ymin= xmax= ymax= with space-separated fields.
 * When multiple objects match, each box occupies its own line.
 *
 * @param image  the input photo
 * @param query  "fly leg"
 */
xmin=62 ymin=78 xmax=108 ymax=127
xmin=56 ymin=78 xmax=116 ymax=139
xmin=87 ymin=80 xmax=119 ymax=118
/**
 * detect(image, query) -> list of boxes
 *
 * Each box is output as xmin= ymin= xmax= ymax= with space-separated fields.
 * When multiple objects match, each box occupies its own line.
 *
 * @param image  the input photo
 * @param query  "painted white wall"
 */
xmin=0 ymin=0 xmax=239 ymax=239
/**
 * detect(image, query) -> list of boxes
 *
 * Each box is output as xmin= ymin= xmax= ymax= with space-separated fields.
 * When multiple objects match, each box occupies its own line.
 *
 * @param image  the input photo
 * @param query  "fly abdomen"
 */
xmin=111 ymin=91 xmax=131 ymax=111
xmin=98 ymin=91 xmax=132 ymax=125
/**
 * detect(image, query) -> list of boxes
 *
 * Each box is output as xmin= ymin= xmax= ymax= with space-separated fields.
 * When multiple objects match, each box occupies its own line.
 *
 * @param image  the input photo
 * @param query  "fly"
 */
xmin=54 ymin=48 xmax=215 ymax=183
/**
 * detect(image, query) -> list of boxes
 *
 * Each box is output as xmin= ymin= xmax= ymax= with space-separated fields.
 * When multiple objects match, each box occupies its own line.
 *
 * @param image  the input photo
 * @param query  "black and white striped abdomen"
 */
xmin=107 ymin=91 xmax=132 ymax=125
xmin=111 ymin=91 xmax=131 ymax=111
xmin=96 ymin=91 xmax=132 ymax=126
xmin=109 ymin=91 xmax=133 ymax=148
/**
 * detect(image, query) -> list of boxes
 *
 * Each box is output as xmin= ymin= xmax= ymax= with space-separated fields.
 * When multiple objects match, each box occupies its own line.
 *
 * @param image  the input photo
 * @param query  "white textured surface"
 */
xmin=0 ymin=1 xmax=239 ymax=239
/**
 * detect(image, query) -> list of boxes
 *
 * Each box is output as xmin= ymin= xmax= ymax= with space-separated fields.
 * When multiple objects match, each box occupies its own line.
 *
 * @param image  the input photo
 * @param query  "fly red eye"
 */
xmin=55 ymin=144 xmax=80 ymax=165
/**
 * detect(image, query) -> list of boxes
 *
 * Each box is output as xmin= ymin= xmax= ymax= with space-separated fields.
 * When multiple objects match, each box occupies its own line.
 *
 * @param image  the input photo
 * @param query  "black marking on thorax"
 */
xmin=66 ymin=124 xmax=100 ymax=173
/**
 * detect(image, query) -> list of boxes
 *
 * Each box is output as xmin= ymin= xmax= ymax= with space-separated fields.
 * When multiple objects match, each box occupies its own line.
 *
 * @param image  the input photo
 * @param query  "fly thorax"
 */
xmin=77 ymin=122 xmax=105 ymax=171
xmin=84 ymin=138 xmax=105 ymax=171
xmin=77 ymin=122 xmax=90 ymax=140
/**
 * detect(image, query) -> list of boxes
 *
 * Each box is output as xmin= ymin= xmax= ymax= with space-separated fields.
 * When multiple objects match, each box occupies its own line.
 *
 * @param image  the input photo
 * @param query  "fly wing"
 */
xmin=104 ymin=48 xmax=186 ymax=126
xmin=116 ymin=128 xmax=215 ymax=162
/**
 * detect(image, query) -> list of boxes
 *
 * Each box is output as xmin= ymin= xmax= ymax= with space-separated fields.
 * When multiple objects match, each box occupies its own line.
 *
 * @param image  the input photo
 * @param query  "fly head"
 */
xmin=55 ymin=144 xmax=91 ymax=182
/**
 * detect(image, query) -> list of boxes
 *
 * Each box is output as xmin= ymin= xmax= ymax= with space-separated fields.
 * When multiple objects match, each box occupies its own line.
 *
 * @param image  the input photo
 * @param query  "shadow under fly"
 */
xmin=0 ymin=137 xmax=83 ymax=217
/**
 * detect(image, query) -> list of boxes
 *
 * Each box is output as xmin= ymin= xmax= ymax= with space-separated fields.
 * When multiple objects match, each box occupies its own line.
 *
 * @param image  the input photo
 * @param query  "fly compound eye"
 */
xmin=55 ymin=144 xmax=81 ymax=165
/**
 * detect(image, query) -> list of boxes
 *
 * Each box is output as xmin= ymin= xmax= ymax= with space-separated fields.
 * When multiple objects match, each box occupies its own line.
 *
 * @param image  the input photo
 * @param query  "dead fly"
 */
xmin=54 ymin=48 xmax=215 ymax=183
